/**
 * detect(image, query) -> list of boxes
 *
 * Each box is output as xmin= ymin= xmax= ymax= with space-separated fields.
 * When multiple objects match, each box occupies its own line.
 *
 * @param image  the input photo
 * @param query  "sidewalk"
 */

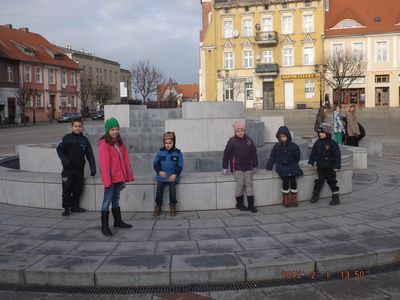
xmin=0 ymin=157 xmax=399 ymax=288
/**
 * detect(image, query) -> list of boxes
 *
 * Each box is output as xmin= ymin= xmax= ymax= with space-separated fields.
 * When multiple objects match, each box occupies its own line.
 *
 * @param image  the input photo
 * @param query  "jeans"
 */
xmin=101 ymin=182 xmax=124 ymax=212
xmin=155 ymin=181 xmax=177 ymax=206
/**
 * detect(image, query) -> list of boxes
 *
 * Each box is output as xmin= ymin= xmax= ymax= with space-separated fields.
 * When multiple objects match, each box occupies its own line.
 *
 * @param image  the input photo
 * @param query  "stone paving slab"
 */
xmin=0 ymin=252 xmax=44 ymax=284
xmin=171 ymin=253 xmax=245 ymax=284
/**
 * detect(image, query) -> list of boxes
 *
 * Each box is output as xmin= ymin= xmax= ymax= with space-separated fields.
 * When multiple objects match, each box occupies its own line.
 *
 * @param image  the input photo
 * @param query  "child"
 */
xmin=57 ymin=118 xmax=96 ymax=217
xmin=98 ymin=118 xmax=134 ymax=236
xmin=332 ymin=105 xmax=346 ymax=145
xmin=222 ymin=121 xmax=258 ymax=213
xmin=308 ymin=122 xmax=341 ymax=206
xmin=153 ymin=132 xmax=184 ymax=217
xmin=266 ymin=126 xmax=303 ymax=207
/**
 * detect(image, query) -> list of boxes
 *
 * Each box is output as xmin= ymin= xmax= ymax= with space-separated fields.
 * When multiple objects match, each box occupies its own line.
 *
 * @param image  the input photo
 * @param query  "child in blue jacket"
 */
xmin=153 ymin=132 xmax=184 ymax=216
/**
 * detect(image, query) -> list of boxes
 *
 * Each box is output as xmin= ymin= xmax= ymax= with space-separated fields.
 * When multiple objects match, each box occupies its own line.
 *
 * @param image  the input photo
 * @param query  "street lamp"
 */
xmin=314 ymin=64 xmax=324 ymax=107
xmin=32 ymin=88 xmax=38 ymax=125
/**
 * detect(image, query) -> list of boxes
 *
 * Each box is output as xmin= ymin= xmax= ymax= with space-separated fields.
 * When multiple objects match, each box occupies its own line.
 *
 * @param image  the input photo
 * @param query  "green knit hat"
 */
xmin=104 ymin=117 xmax=120 ymax=133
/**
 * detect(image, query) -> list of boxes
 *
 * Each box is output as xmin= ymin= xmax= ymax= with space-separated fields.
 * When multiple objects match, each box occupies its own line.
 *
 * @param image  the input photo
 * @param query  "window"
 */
xmin=376 ymin=41 xmax=388 ymax=61
xmin=282 ymin=15 xmax=293 ymax=34
xmin=110 ymin=70 xmax=112 ymax=82
xmin=305 ymin=80 xmax=315 ymax=98
xmin=104 ymin=69 xmax=107 ymax=80
xmin=35 ymin=67 xmax=42 ymax=83
xmin=262 ymin=17 xmax=273 ymax=32
xmin=70 ymin=72 xmax=76 ymax=86
xmin=303 ymin=47 xmax=314 ymax=65
xmin=7 ymin=66 xmax=13 ymax=82
xmin=49 ymin=69 xmax=55 ymax=84
xmin=223 ymin=20 xmax=233 ymax=38
xmin=303 ymin=14 xmax=314 ymax=33
xmin=224 ymin=81 xmax=233 ymax=101
xmin=245 ymin=82 xmax=253 ymax=100
xmin=375 ymin=75 xmax=390 ymax=83
xmin=224 ymin=52 xmax=234 ymax=69
xmin=352 ymin=42 xmax=364 ymax=60
xmin=243 ymin=19 xmax=252 ymax=37
xmin=36 ymin=93 xmax=43 ymax=107
xmin=332 ymin=43 xmax=344 ymax=58
xmin=62 ymin=71 xmax=66 ymax=86
xmin=25 ymin=65 xmax=31 ymax=82
xmin=263 ymin=50 xmax=273 ymax=63
xmin=243 ymin=51 xmax=253 ymax=68
xmin=72 ymin=96 xmax=77 ymax=107
xmin=282 ymin=48 xmax=294 ymax=66
xmin=115 ymin=71 xmax=118 ymax=81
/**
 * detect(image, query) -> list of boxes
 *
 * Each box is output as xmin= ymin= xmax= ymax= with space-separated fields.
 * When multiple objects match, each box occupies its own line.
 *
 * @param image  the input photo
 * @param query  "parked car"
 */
xmin=91 ymin=110 xmax=104 ymax=120
xmin=57 ymin=112 xmax=82 ymax=123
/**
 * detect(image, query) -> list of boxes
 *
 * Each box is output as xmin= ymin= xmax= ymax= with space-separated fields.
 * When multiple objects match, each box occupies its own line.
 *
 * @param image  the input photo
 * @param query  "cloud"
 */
xmin=1 ymin=0 xmax=201 ymax=83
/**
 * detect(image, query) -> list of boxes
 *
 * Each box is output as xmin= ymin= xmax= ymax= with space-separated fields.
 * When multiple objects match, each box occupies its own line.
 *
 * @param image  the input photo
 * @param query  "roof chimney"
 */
xmin=19 ymin=27 xmax=29 ymax=32
xmin=4 ymin=24 xmax=12 ymax=28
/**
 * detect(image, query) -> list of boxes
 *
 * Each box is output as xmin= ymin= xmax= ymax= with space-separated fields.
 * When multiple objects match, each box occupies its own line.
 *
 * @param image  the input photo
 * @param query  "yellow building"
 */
xmin=199 ymin=0 xmax=324 ymax=109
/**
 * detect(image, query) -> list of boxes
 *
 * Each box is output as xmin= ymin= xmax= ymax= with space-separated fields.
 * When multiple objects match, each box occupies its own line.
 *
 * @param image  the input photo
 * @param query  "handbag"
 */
xmin=357 ymin=122 xmax=366 ymax=140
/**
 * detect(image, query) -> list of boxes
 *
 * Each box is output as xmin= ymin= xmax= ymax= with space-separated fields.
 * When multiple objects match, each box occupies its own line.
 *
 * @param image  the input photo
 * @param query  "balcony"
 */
xmin=255 ymin=63 xmax=279 ymax=77
xmin=255 ymin=31 xmax=278 ymax=46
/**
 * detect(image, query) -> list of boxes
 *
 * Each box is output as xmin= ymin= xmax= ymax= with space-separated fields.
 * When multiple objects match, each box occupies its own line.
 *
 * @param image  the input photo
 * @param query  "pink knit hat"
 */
xmin=233 ymin=121 xmax=245 ymax=132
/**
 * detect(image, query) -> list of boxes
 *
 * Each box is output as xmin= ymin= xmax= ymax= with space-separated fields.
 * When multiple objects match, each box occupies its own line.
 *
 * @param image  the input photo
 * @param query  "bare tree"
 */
xmin=76 ymin=74 xmax=94 ymax=115
xmin=93 ymin=83 xmax=113 ymax=107
xmin=317 ymin=49 xmax=367 ymax=106
xmin=15 ymin=84 xmax=33 ymax=126
xmin=131 ymin=60 xmax=165 ymax=103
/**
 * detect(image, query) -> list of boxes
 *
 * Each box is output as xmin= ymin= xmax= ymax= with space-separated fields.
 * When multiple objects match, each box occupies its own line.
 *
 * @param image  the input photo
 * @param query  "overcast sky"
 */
xmin=1 ymin=0 xmax=201 ymax=83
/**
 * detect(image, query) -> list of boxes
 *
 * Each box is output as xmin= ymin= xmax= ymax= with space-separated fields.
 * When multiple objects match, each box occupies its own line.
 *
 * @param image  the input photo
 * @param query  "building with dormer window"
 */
xmin=199 ymin=0 xmax=324 ymax=109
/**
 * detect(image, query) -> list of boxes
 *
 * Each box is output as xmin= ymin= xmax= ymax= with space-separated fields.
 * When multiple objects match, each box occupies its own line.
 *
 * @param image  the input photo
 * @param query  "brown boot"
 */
xmin=290 ymin=190 xmax=298 ymax=207
xmin=169 ymin=205 xmax=177 ymax=217
xmin=282 ymin=192 xmax=290 ymax=207
xmin=153 ymin=205 xmax=161 ymax=216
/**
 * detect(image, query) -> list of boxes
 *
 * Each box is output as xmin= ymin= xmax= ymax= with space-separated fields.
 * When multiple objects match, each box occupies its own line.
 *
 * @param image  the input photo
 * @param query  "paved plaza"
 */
xmin=0 ymin=115 xmax=399 ymax=299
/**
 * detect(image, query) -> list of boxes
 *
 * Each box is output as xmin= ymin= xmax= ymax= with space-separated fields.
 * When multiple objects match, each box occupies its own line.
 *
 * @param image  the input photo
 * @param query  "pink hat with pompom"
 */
xmin=233 ymin=121 xmax=245 ymax=132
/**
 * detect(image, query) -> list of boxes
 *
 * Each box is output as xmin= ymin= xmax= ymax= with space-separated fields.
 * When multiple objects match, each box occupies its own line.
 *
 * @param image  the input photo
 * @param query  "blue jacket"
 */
xmin=153 ymin=147 xmax=184 ymax=183
xmin=308 ymin=137 xmax=341 ymax=169
xmin=266 ymin=126 xmax=303 ymax=178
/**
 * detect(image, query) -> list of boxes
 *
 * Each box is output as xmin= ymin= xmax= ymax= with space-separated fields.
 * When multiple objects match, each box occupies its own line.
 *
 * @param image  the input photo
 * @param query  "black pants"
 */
xmin=61 ymin=169 xmax=84 ymax=209
xmin=282 ymin=176 xmax=297 ymax=191
xmin=346 ymin=136 xmax=359 ymax=147
xmin=313 ymin=168 xmax=339 ymax=194
xmin=155 ymin=181 xmax=177 ymax=206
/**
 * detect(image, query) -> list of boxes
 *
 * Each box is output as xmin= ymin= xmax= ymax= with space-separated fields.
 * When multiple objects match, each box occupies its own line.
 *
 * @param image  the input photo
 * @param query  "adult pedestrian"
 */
xmin=332 ymin=105 xmax=346 ymax=145
xmin=314 ymin=106 xmax=327 ymax=133
xmin=346 ymin=104 xmax=360 ymax=147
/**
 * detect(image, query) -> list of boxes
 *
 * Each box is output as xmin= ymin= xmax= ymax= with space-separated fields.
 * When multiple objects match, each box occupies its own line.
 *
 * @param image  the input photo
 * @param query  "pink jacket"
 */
xmin=98 ymin=139 xmax=134 ymax=188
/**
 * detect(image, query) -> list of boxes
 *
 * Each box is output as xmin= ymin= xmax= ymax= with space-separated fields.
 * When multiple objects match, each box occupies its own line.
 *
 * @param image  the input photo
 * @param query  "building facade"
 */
xmin=158 ymin=82 xmax=199 ymax=108
xmin=0 ymin=25 xmax=80 ymax=124
xmin=324 ymin=0 xmax=400 ymax=107
xmin=199 ymin=0 xmax=325 ymax=109
xmin=58 ymin=46 xmax=122 ymax=112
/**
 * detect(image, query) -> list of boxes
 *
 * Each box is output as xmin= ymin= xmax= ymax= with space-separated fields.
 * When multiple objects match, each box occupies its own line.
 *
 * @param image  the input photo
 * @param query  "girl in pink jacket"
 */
xmin=98 ymin=118 xmax=134 ymax=236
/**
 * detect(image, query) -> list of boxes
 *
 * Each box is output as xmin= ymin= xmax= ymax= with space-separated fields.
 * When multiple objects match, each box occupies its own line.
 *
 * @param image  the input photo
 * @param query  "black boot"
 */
xmin=247 ymin=196 xmax=258 ymax=213
xmin=330 ymin=193 xmax=340 ymax=206
xmin=112 ymin=207 xmax=132 ymax=228
xmin=71 ymin=206 xmax=87 ymax=213
xmin=310 ymin=192 xmax=320 ymax=203
xmin=61 ymin=207 xmax=70 ymax=217
xmin=235 ymin=196 xmax=248 ymax=211
xmin=101 ymin=211 xmax=113 ymax=236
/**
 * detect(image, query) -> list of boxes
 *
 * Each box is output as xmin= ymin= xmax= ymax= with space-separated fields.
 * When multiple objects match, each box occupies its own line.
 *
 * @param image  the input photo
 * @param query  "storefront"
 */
xmin=333 ymin=88 xmax=365 ymax=107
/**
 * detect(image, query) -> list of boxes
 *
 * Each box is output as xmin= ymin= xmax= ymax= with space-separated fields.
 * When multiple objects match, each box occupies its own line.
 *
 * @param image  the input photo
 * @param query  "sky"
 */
xmin=1 ymin=0 xmax=201 ymax=84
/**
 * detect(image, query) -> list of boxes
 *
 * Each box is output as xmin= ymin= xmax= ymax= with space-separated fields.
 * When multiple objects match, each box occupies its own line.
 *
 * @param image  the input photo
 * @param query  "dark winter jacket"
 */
xmin=308 ymin=137 xmax=341 ymax=169
xmin=56 ymin=132 xmax=96 ymax=175
xmin=223 ymin=134 xmax=258 ymax=172
xmin=153 ymin=146 xmax=184 ymax=183
xmin=265 ymin=126 xmax=303 ymax=178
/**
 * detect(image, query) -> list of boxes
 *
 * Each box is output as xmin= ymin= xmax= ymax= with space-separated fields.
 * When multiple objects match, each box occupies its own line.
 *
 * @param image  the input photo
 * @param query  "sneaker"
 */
xmin=71 ymin=207 xmax=87 ymax=213
xmin=61 ymin=208 xmax=70 ymax=217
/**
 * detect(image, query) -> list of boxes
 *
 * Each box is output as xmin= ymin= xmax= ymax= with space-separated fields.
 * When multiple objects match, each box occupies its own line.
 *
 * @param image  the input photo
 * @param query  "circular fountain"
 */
xmin=0 ymin=102 xmax=354 ymax=211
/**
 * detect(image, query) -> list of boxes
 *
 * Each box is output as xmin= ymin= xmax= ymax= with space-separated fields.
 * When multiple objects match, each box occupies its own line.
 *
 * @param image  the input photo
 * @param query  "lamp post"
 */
xmin=32 ymin=88 xmax=38 ymax=125
xmin=314 ymin=64 xmax=324 ymax=107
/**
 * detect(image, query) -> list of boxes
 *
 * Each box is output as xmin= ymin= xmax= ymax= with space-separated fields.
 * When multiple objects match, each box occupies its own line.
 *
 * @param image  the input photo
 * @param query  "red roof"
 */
xmin=0 ymin=25 xmax=79 ymax=69
xmin=158 ymin=83 xmax=199 ymax=98
xmin=325 ymin=0 xmax=400 ymax=36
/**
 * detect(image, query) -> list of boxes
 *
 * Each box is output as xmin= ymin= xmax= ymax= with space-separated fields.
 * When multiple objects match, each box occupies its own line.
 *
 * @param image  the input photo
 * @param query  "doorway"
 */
xmin=375 ymin=87 xmax=389 ymax=106
xmin=50 ymin=95 xmax=56 ymax=119
xmin=263 ymin=81 xmax=275 ymax=110
xmin=284 ymin=81 xmax=294 ymax=109
xmin=7 ymin=98 xmax=16 ymax=124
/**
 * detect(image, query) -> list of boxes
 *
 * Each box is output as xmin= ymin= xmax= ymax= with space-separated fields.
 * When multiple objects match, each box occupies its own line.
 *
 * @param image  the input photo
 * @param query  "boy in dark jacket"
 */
xmin=153 ymin=132 xmax=184 ymax=217
xmin=57 ymin=118 xmax=96 ymax=216
xmin=266 ymin=126 xmax=303 ymax=207
xmin=222 ymin=121 xmax=258 ymax=213
xmin=308 ymin=122 xmax=341 ymax=205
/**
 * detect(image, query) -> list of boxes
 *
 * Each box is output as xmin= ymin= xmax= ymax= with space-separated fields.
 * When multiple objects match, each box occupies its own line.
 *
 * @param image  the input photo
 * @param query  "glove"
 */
xmin=222 ymin=169 xmax=229 ymax=175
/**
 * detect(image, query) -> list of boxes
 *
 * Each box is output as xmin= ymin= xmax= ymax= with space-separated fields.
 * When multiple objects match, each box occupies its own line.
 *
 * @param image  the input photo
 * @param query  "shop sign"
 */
xmin=281 ymin=74 xmax=316 ymax=80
